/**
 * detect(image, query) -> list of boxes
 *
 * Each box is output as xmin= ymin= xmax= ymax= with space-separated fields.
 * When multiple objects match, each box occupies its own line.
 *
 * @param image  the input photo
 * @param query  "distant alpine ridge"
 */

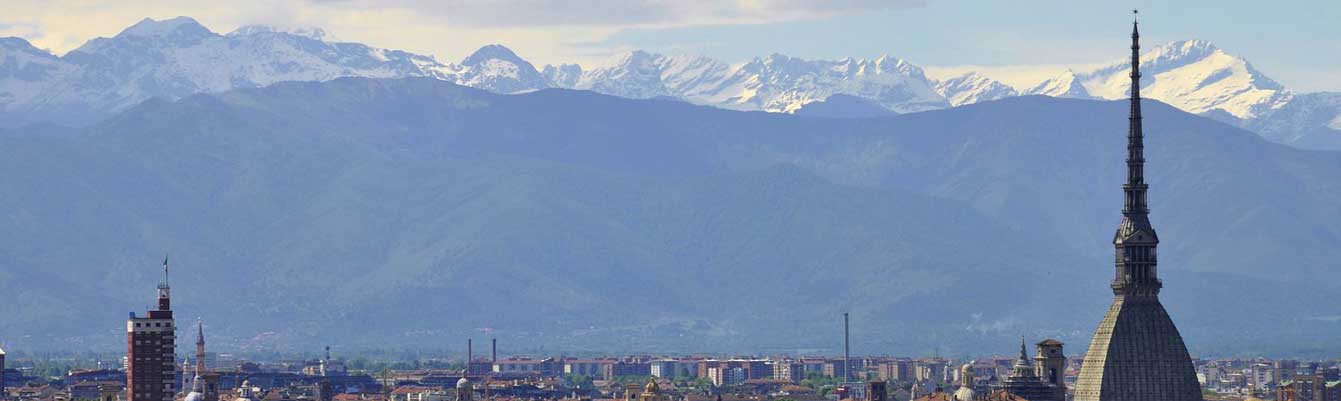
xmin=1 ymin=17 xmax=1336 ymax=148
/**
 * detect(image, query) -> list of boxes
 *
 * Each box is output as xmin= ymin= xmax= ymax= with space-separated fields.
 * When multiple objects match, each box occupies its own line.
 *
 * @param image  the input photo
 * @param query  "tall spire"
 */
xmin=195 ymin=319 xmax=206 ymax=374
xmin=1111 ymin=8 xmax=1161 ymax=297
xmin=1125 ymin=9 xmax=1147 ymax=218
xmin=1072 ymin=15 xmax=1202 ymax=401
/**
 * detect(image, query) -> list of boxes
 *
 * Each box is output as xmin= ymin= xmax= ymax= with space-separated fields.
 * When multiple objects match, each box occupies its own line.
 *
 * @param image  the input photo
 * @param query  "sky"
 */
xmin=3 ymin=0 xmax=1339 ymax=91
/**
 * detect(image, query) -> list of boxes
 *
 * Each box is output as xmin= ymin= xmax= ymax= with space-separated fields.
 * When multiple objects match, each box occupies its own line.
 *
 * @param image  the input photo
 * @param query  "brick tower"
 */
xmin=127 ymin=256 xmax=177 ymax=401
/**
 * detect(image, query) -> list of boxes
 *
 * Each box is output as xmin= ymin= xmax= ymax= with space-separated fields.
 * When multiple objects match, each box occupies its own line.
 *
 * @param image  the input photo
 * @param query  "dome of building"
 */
xmin=236 ymin=380 xmax=255 ymax=401
xmin=953 ymin=386 xmax=975 ymax=401
xmin=457 ymin=377 xmax=473 ymax=389
xmin=184 ymin=372 xmax=205 ymax=401
xmin=954 ymin=362 xmax=976 ymax=401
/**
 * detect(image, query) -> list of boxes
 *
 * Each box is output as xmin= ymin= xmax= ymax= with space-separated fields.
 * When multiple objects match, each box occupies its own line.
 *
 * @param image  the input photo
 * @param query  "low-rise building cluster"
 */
xmin=5 ymin=343 xmax=1341 ymax=401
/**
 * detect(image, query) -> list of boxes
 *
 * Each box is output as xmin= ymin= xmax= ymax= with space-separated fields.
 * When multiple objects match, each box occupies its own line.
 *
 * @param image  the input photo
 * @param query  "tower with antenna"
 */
xmin=127 ymin=254 xmax=177 ymax=401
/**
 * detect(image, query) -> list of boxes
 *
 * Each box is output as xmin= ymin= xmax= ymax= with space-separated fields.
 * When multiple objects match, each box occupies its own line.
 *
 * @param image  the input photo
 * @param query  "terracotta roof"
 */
xmin=913 ymin=390 xmax=953 ymax=401
xmin=984 ymin=390 xmax=1031 ymax=401
xmin=391 ymin=387 xmax=437 ymax=395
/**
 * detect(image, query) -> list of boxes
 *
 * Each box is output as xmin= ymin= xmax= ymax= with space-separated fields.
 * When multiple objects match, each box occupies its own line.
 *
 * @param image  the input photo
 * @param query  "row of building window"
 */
xmin=134 ymin=322 xmax=172 ymax=328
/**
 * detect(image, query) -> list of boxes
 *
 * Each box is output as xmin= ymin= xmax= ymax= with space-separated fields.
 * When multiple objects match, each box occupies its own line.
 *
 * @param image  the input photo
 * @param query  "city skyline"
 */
xmin=2 ymin=5 xmax=1335 ymax=401
xmin=3 ymin=0 xmax=1340 ymax=386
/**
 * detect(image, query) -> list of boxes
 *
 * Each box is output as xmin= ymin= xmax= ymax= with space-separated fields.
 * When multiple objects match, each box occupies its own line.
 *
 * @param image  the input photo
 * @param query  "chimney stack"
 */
xmin=844 ymin=312 xmax=851 ymax=383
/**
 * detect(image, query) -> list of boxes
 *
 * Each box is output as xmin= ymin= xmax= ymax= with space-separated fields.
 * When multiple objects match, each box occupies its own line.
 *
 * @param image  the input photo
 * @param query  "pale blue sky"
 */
xmin=5 ymin=0 xmax=1338 ymax=91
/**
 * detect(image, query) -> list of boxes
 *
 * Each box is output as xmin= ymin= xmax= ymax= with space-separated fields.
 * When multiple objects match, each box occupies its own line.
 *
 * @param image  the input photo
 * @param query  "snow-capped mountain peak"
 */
xmin=116 ymin=16 xmax=211 ymax=38
xmin=462 ymin=44 xmax=527 ymax=67
xmin=1025 ymin=69 xmax=1092 ymax=98
xmin=456 ymin=44 xmax=548 ymax=94
xmin=935 ymin=72 xmax=1020 ymax=106
xmin=573 ymin=50 xmax=675 ymax=99
xmin=1077 ymin=39 xmax=1290 ymax=119
xmin=1146 ymin=39 xmax=1220 ymax=67
xmin=226 ymin=25 xmax=331 ymax=41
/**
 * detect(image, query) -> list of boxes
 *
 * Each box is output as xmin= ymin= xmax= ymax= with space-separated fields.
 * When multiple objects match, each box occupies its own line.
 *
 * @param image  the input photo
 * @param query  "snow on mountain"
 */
xmin=542 ymin=63 xmax=582 ymax=88
xmin=0 ymin=17 xmax=554 ymax=128
xmin=710 ymin=54 xmax=949 ymax=113
xmin=0 ymin=16 xmax=1333 ymax=151
xmin=1074 ymin=40 xmax=1291 ymax=119
xmin=794 ymin=94 xmax=897 ymax=118
xmin=934 ymin=72 xmax=1019 ymax=106
xmin=567 ymin=50 xmax=948 ymax=114
xmin=456 ymin=44 xmax=549 ymax=93
xmin=572 ymin=51 xmax=733 ymax=100
xmin=1244 ymin=92 xmax=1341 ymax=150
xmin=0 ymin=17 xmax=466 ymax=127
xmin=567 ymin=51 xmax=734 ymax=103
xmin=651 ymin=54 xmax=733 ymax=98
xmin=574 ymin=50 xmax=676 ymax=99
xmin=1025 ymin=69 xmax=1093 ymax=99
xmin=0 ymin=37 xmax=77 ymax=110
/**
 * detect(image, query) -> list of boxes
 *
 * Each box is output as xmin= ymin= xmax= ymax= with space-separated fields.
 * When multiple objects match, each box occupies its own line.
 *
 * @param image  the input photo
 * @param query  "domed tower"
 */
xmin=235 ymin=380 xmax=256 ymax=401
xmin=638 ymin=378 xmax=665 ymax=401
xmin=953 ymin=363 xmax=975 ymax=401
xmin=1071 ymin=12 xmax=1203 ymax=401
xmin=183 ymin=359 xmax=204 ymax=401
xmin=456 ymin=374 xmax=474 ymax=401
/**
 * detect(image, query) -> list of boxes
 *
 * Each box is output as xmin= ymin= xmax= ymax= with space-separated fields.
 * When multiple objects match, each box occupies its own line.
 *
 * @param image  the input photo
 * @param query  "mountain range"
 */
xmin=1 ymin=17 xmax=1337 ymax=149
xmin=3 ymin=17 xmax=1341 ymax=356
xmin=2 ymin=76 xmax=1341 ymax=356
